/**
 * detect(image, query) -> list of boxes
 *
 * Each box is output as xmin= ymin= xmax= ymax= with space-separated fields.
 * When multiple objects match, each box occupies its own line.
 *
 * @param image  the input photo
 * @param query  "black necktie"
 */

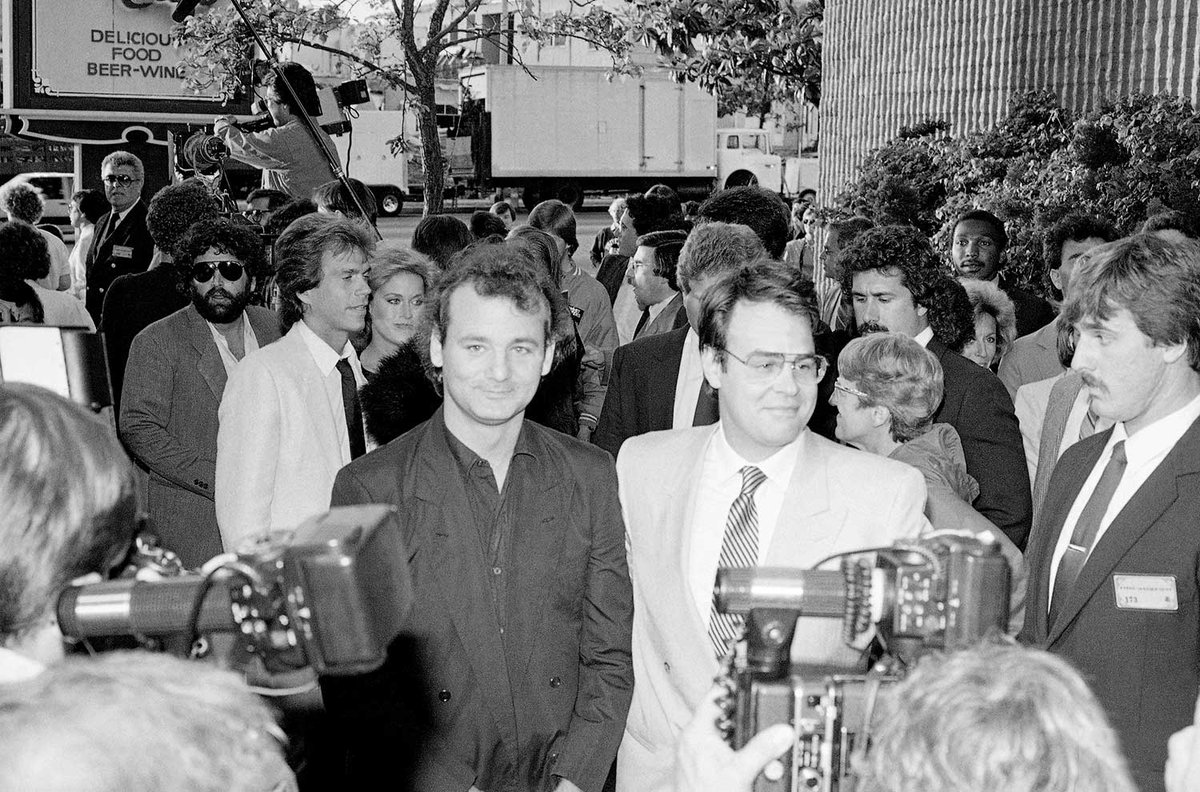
xmin=336 ymin=358 xmax=366 ymax=460
xmin=1049 ymin=440 xmax=1127 ymax=625
xmin=693 ymin=380 xmax=720 ymax=426
xmin=634 ymin=308 xmax=651 ymax=337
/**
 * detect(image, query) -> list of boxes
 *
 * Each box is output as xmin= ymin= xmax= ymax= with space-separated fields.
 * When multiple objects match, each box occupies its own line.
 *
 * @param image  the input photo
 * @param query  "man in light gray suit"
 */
xmin=120 ymin=219 xmax=279 ymax=567
xmin=615 ymin=259 xmax=928 ymax=792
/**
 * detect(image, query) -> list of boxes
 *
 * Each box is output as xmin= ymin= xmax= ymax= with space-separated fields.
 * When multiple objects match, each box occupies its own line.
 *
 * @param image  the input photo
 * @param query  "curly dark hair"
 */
xmin=0 ymin=219 xmax=52 ymax=282
xmin=624 ymin=193 xmax=685 ymax=237
xmin=1041 ymin=213 xmax=1118 ymax=299
xmin=146 ymin=182 xmax=221 ymax=258
xmin=839 ymin=224 xmax=974 ymax=349
xmin=174 ymin=219 xmax=269 ymax=293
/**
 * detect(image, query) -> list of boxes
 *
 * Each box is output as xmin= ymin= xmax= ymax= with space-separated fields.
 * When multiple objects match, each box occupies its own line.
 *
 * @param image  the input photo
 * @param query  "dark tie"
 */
xmin=709 ymin=466 xmax=767 ymax=657
xmin=634 ymin=308 xmax=650 ymax=337
xmin=693 ymin=380 xmax=720 ymax=426
xmin=1049 ymin=440 xmax=1127 ymax=625
xmin=335 ymin=358 xmax=366 ymax=460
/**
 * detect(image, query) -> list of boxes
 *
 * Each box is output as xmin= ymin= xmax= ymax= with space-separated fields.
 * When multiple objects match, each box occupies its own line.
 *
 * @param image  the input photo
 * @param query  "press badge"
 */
xmin=1112 ymin=574 xmax=1178 ymax=611
xmin=112 ymin=245 xmax=133 ymax=259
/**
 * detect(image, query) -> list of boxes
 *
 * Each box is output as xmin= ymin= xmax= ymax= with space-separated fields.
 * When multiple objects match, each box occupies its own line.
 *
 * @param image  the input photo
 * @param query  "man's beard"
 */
xmin=857 ymin=320 xmax=889 ymax=335
xmin=193 ymin=286 xmax=249 ymax=323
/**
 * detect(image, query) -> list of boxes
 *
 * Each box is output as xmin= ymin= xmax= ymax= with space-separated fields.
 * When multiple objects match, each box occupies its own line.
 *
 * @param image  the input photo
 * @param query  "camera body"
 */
xmin=716 ymin=533 xmax=1011 ymax=792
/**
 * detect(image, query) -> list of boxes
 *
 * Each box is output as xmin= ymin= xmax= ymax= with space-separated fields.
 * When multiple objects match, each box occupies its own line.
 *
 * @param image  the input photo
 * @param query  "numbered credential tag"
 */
xmin=1112 ymin=574 xmax=1179 ymax=611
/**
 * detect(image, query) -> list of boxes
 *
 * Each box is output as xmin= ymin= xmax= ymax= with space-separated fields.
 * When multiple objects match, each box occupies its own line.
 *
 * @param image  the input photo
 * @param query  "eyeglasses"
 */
xmin=191 ymin=260 xmax=246 ymax=283
xmin=721 ymin=349 xmax=828 ymax=383
xmin=102 ymin=174 xmax=139 ymax=186
xmin=833 ymin=378 xmax=870 ymax=400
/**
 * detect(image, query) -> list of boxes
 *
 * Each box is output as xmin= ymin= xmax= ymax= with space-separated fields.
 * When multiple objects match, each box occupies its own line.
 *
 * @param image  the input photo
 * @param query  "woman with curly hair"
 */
xmin=0 ymin=220 xmax=93 ymax=329
xmin=959 ymin=278 xmax=1017 ymax=371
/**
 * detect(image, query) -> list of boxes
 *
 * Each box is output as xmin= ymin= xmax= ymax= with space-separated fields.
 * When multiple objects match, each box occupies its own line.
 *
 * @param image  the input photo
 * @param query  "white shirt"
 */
xmin=295 ymin=320 xmax=375 ymax=457
xmin=1048 ymin=393 xmax=1200 ymax=599
xmin=688 ymin=423 xmax=803 ymax=626
xmin=672 ymin=327 xmax=705 ymax=430
xmin=206 ymin=317 xmax=261 ymax=376
xmin=613 ymin=281 xmax=642 ymax=346
xmin=913 ymin=325 xmax=935 ymax=347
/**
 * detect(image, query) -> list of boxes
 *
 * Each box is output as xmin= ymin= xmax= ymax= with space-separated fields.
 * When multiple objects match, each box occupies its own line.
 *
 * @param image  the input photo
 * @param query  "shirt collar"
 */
xmin=913 ymin=325 xmax=935 ymax=347
xmin=711 ymin=420 xmax=805 ymax=488
xmin=1111 ymin=392 xmax=1200 ymax=464
xmin=439 ymin=408 xmax=538 ymax=469
xmin=295 ymin=319 xmax=358 ymax=376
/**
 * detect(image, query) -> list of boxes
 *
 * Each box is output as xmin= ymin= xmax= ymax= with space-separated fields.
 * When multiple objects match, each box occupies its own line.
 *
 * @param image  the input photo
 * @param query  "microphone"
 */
xmin=173 ymin=0 xmax=203 ymax=23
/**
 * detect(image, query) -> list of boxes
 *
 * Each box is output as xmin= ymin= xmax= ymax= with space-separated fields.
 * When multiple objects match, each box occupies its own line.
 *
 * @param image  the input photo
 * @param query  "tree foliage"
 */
xmin=836 ymin=90 xmax=1200 ymax=292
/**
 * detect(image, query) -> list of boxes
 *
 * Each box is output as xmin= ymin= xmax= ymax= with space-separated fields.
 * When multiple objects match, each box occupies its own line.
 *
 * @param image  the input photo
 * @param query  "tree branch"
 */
xmin=430 ymin=0 xmax=488 ymax=49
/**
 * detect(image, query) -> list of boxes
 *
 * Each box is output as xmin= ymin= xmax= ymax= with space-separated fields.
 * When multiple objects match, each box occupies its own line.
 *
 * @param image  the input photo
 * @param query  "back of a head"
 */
xmin=506 ymin=224 xmax=563 ymax=285
xmin=263 ymin=198 xmax=317 ymax=239
xmin=624 ymin=193 xmax=684 ymax=237
xmin=269 ymin=61 xmax=321 ymax=117
xmin=1 ymin=181 xmax=45 ymax=224
xmin=246 ymin=188 xmax=291 ymax=211
xmin=695 ymin=186 xmax=791 ymax=259
xmin=0 ymin=384 xmax=137 ymax=645
xmin=645 ymin=183 xmax=682 ymax=213
xmin=471 ymin=210 xmax=509 ymax=240
xmin=412 ymin=214 xmax=474 ymax=269
xmin=73 ymin=189 xmax=111 ymax=225
xmin=527 ymin=199 xmax=580 ymax=257
xmin=1140 ymin=209 xmax=1200 ymax=241
xmin=146 ymin=182 xmax=221 ymax=258
xmin=0 ymin=219 xmax=52 ymax=283
xmin=858 ymin=641 xmax=1136 ymax=792
xmin=0 ymin=651 xmax=295 ymax=792
xmin=313 ymin=178 xmax=378 ymax=226
xmin=677 ymin=221 xmax=767 ymax=292
xmin=489 ymin=201 xmax=516 ymax=224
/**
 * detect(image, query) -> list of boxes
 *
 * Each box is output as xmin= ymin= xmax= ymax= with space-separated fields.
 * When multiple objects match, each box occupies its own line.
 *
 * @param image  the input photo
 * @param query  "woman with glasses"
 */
xmin=830 ymin=332 xmax=1025 ymax=629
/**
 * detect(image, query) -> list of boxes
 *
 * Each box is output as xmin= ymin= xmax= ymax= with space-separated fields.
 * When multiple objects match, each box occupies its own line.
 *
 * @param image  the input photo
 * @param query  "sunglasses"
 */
xmin=191 ymin=260 xmax=246 ymax=283
xmin=102 ymin=174 xmax=139 ymax=186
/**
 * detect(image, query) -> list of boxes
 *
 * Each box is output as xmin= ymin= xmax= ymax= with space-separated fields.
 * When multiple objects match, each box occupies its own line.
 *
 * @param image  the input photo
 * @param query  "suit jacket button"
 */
xmin=549 ymin=676 xmax=562 ymax=688
xmin=438 ymin=689 xmax=451 ymax=702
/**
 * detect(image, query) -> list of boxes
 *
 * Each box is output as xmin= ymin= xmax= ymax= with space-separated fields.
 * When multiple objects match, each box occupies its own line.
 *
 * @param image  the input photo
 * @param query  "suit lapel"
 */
xmin=185 ymin=306 xmax=228 ymax=402
xmin=416 ymin=426 xmax=517 ymax=744
xmin=766 ymin=432 xmax=837 ymax=562
xmin=284 ymin=327 xmax=345 ymax=478
xmin=648 ymin=328 xmax=687 ymax=428
xmin=1047 ymin=417 xmax=1200 ymax=643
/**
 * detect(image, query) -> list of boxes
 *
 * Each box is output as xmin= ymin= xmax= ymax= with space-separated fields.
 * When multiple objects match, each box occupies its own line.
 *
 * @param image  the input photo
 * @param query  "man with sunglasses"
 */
xmin=119 ymin=219 xmax=279 ymax=568
xmin=84 ymin=150 xmax=154 ymax=322
xmin=614 ymin=259 xmax=928 ymax=792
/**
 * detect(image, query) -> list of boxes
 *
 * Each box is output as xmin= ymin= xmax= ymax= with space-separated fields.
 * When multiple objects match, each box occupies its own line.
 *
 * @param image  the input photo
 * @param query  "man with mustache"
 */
xmin=1020 ymin=235 xmax=1200 ymax=792
xmin=216 ymin=214 xmax=375 ymax=550
xmin=119 ymin=219 xmax=279 ymax=567
xmin=841 ymin=224 xmax=1032 ymax=549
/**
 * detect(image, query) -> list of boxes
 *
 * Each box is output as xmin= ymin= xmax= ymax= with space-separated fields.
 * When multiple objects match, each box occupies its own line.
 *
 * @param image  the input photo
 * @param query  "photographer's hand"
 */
xmin=1167 ymin=693 xmax=1200 ymax=792
xmin=674 ymin=684 xmax=794 ymax=792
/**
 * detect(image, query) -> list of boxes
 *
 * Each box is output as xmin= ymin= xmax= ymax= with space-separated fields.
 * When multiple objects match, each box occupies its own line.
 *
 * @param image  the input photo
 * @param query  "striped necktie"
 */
xmin=708 ymin=465 xmax=767 ymax=657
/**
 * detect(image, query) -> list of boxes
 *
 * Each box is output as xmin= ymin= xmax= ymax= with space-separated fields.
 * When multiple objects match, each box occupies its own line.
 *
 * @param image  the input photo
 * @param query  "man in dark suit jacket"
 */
xmin=840 ymin=225 xmax=1032 ymax=548
xmin=1020 ymin=235 xmax=1200 ymax=792
xmin=85 ymin=151 xmax=155 ymax=322
xmin=118 ymin=220 xmax=278 ymax=568
xmin=322 ymin=245 xmax=632 ymax=792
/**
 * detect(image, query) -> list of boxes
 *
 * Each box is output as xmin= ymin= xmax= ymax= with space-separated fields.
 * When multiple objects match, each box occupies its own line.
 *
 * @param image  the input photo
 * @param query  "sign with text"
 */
xmin=30 ymin=0 xmax=221 ymax=100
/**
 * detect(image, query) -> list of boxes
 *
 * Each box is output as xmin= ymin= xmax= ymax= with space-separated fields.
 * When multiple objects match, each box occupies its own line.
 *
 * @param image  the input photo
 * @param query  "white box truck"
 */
xmin=334 ymin=110 xmax=412 ymax=216
xmin=460 ymin=65 xmax=783 ymax=209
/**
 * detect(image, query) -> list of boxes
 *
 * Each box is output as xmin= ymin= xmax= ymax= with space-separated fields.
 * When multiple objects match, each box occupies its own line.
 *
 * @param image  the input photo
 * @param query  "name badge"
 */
xmin=1112 ymin=574 xmax=1179 ymax=611
xmin=112 ymin=245 xmax=134 ymax=259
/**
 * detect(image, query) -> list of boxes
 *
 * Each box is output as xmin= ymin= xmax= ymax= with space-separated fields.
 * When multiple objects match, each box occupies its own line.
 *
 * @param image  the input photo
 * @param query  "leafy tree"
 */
xmin=837 ymin=90 xmax=1200 ymax=293
xmin=176 ymin=0 xmax=537 ymax=214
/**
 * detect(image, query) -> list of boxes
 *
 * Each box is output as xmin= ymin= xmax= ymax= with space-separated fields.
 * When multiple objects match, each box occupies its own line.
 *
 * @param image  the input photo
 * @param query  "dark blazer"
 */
xmin=929 ymin=338 xmax=1032 ymax=549
xmin=635 ymin=292 xmax=685 ymax=340
xmin=322 ymin=412 xmax=633 ymax=792
xmin=593 ymin=326 xmax=688 ymax=458
xmin=596 ymin=253 xmax=630 ymax=304
xmin=1020 ymin=418 xmax=1200 ymax=792
xmin=84 ymin=201 xmax=155 ymax=321
xmin=102 ymin=265 xmax=189 ymax=415
xmin=118 ymin=304 xmax=280 ymax=568
xmin=1003 ymin=282 xmax=1057 ymax=339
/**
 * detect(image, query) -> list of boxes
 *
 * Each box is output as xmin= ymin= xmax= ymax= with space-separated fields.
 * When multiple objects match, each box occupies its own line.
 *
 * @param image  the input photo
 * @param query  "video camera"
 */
xmin=57 ymin=506 xmax=411 ymax=677
xmin=715 ymin=532 xmax=1011 ymax=792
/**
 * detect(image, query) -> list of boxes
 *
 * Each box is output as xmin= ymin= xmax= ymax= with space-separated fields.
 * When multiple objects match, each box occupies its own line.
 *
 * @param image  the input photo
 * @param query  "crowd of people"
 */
xmin=4 ymin=81 xmax=1200 ymax=791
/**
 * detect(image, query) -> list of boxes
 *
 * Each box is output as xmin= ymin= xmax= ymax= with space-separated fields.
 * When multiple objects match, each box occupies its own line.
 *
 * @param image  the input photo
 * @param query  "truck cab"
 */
xmin=716 ymin=129 xmax=783 ymax=193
